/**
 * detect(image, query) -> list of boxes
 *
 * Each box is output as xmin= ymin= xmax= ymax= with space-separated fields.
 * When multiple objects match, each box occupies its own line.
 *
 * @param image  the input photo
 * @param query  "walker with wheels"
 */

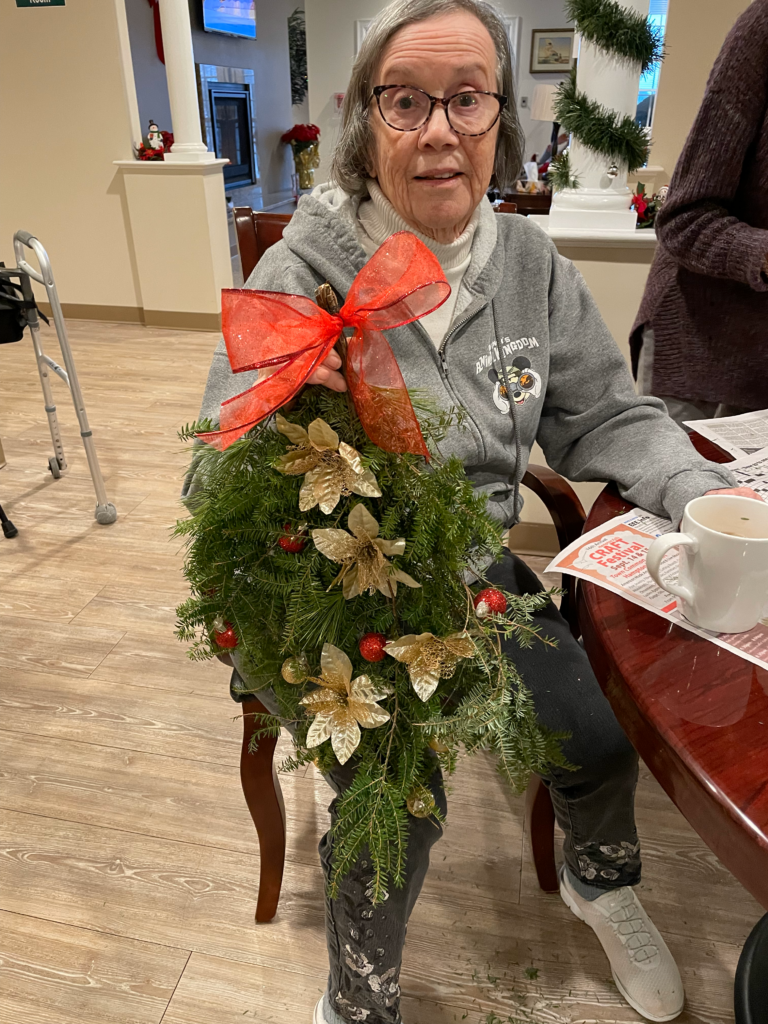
xmin=0 ymin=230 xmax=117 ymax=529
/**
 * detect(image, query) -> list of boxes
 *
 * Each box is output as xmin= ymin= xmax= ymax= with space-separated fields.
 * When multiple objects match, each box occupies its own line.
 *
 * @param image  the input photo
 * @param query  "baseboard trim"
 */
xmin=143 ymin=309 xmax=221 ymax=331
xmin=36 ymin=303 xmax=221 ymax=332
xmin=507 ymin=522 xmax=559 ymax=557
xmin=38 ymin=302 xmax=145 ymax=324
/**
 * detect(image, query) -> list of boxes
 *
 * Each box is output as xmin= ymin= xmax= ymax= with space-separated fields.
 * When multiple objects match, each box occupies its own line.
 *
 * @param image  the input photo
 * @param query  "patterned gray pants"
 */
xmin=234 ymin=551 xmax=641 ymax=1024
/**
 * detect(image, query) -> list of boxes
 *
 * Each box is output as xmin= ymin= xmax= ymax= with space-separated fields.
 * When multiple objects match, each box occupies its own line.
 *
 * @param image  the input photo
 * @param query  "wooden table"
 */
xmin=578 ymin=436 xmax=768 ymax=910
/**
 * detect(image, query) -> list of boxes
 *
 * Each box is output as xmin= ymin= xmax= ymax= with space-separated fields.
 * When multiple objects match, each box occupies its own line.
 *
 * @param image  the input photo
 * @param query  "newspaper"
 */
xmin=729 ymin=447 xmax=768 ymax=501
xmin=546 ymin=508 xmax=768 ymax=672
xmin=684 ymin=408 xmax=768 ymax=457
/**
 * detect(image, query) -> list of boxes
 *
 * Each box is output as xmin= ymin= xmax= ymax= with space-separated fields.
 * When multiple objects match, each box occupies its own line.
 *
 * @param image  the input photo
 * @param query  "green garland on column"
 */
xmin=553 ymin=0 xmax=663 ymax=175
xmin=565 ymin=0 xmax=663 ymax=71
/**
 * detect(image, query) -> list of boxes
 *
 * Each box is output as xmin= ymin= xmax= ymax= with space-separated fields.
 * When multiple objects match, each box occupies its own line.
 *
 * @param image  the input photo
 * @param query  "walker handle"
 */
xmin=14 ymin=230 xmax=36 ymax=247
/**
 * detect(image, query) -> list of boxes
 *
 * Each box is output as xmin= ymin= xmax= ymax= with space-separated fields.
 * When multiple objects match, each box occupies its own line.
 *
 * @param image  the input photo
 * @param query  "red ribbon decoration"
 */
xmin=197 ymin=232 xmax=451 ymax=458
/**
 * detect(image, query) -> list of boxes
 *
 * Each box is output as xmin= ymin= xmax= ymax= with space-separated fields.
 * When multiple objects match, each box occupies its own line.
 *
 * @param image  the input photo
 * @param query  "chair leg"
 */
xmin=525 ymin=774 xmax=559 ymax=893
xmin=240 ymin=697 xmax=286 ymax=923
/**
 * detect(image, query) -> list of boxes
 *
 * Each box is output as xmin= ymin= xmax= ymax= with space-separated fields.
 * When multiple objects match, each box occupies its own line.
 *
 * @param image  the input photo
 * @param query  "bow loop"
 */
xmin=197 ymin=232 xmax=449 ymax=458
xmin=340 ymin=232 xmax=450 ymax=331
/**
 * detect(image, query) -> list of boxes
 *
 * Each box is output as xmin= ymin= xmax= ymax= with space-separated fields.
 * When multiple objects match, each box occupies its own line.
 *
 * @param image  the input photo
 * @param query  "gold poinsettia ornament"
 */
xmin=274 ymin=414 xmax=381 ymax=514
xmin=384 ymin=632 xmax=475 ymax=701
xmin=300 ymin=643 xmax=392 ymax=764
xmin=313 ymin=503 xmax=420 ymax=600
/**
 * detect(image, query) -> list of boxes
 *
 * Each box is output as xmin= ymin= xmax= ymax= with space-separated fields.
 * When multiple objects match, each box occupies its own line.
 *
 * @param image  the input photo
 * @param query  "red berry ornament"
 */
xmin=473 ymin=588 xmax=507 ymax=618
xmin=213 ymin=618 xmax=238 ymax=649
xmin=278 ymin=523 xmax=306 ymax=553
xmin=359 ymin=632 xmax=388 ymax=662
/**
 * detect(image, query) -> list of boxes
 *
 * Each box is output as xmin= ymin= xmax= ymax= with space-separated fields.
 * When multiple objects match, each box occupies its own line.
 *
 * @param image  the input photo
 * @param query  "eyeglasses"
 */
xmin=372 ymin=84 xmax=507 ymax=136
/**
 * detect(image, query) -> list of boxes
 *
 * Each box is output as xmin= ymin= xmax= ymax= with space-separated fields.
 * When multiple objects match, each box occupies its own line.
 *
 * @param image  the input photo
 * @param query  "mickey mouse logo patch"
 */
xmin=488 ymin=356 xmax=542 ymax=413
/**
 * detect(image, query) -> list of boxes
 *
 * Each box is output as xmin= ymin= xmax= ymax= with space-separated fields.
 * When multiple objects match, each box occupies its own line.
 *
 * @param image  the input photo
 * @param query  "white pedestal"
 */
xmin=114 ymin=160 xmax=232 ymax=329
xmin=549 ymin=186 xmax=638 ymax=232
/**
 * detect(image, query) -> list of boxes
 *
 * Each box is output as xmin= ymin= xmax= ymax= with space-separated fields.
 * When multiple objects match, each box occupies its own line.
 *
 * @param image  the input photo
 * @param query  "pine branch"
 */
xmin=548 ymin=150 xmax=581 ymax=192
xmin=565 ymin=0 xmax=664 ymax=73
xmin=554 ymin=69 xmax=651 ymax=172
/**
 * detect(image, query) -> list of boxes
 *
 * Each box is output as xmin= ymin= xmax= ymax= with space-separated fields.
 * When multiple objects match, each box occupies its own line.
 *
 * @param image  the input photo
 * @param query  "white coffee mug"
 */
xmin=646 ymin=494 xmax=768 ymax=634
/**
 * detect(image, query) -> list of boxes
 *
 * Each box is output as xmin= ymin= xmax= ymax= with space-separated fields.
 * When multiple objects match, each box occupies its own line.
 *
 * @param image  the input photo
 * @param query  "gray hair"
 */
xmin=331 ymin=0 xmax=524 ymax=196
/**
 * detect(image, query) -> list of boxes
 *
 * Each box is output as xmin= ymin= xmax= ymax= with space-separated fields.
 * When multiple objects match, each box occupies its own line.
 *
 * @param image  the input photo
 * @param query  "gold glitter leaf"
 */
xmin=348 ymin=502 xmax=378 ymax=539
xmin=307 ymin=418 xmax=340 ymax=450
xmin=275 ymin=414 xmax=310 ymax=445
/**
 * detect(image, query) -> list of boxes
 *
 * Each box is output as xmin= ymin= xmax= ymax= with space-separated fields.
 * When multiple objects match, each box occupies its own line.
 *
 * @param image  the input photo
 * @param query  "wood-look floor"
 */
xmin=0 ymin=320 xmax=761 ymax=1024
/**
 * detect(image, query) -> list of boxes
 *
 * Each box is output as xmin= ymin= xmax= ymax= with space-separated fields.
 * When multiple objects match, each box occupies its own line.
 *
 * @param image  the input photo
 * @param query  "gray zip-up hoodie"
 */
xmin=197 ymin=184 xmax=735 ymax=525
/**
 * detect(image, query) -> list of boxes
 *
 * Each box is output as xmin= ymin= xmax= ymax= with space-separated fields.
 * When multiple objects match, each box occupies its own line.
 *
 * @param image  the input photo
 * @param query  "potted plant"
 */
xmin=281 ymin=123 xmax=321 ymax=190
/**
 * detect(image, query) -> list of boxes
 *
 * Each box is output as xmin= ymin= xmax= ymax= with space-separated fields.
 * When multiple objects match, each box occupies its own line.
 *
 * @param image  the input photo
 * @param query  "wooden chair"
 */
xmin=229 ymin=204 xmax=587 ymax=921
xmin=502 ymin=191 xmax=552 ymax=217
xmin=233 ymin=206 xmax=292 ymax=283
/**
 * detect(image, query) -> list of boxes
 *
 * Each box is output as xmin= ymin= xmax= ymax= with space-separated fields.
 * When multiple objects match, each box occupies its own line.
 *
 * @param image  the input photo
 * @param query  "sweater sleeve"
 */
xmin=536 ymin=254 xmax=736 ymax=525
xmin=654 ymin=1 xmax=768 ymax=291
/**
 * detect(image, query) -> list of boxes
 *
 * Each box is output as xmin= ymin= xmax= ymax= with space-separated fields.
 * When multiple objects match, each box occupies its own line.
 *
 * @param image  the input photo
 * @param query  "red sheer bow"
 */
xmin=197 ymin=232 xmax=450 ymax=458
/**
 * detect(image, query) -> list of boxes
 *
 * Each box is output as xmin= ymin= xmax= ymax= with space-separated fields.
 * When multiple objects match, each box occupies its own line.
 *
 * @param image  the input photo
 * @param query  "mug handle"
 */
xmin=646 ymin=533 xmax=698 ymax=605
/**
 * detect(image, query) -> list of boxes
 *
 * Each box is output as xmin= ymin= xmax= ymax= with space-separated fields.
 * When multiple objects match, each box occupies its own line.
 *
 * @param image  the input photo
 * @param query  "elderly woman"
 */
xmin=196 ymin=2 xmax=750 ymax=1021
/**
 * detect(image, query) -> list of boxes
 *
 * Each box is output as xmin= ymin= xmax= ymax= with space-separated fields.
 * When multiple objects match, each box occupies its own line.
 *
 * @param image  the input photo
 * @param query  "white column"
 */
xmin=550 ymin=0 xmax=649 ymax=232
xmin=158 ymin=0 xmax=216 ymax=163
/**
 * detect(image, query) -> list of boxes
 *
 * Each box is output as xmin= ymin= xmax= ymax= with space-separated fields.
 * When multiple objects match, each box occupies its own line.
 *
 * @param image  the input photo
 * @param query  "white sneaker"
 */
xmin=560 ymin=869 xmax=685 ymax=1022
xmin=313 ymin=996 xmax=328 ymax=1024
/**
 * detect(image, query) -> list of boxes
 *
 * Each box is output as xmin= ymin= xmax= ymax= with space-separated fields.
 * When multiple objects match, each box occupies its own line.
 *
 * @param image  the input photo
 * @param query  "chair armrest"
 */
xmin=521 ymin=464 xmax=586 ymax=552
xmin=234 ymin=206 xmax=258 ymax=284
xmin=521 ymin=464 xmax=587 ymax=639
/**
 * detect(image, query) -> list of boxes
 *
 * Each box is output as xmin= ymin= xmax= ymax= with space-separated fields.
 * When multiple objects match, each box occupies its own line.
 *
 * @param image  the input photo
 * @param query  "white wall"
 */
xmin=508 ymin=0 xmax=574 ymax=165
xmin=124 ymin=0 xmax=173 ymax=139
xmin=0 ymin=0 xmax=142 ymax=312
xmin=305 ymin=0 xmax=572 ymax=183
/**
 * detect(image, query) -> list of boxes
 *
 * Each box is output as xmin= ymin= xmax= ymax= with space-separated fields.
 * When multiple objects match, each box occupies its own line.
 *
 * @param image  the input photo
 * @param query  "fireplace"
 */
xmin=197 ymin=64 xmax=259 ymax=190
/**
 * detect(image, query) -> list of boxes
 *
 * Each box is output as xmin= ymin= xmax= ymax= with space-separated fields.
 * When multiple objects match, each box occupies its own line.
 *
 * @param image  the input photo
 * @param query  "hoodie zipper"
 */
xmin=432 ymin=305 xmax=488 ymax=462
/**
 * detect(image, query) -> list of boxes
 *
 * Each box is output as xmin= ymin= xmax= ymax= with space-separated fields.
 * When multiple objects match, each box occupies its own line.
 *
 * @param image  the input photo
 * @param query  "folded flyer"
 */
xmin=546 ymin=508 xmax=768 ymax=672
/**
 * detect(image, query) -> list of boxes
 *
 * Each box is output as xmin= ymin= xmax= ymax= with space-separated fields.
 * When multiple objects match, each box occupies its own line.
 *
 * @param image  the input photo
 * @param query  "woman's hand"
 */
xmin=705 ymin=487 xmax=764 ymax=501
xmin=307 ymin=348 xmax=347 ymax=392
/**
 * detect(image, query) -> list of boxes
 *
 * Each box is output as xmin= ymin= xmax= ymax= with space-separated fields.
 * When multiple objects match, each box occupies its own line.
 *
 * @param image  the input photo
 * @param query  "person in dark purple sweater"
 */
xmin=632 ymin=0 xmax=768 ymax=424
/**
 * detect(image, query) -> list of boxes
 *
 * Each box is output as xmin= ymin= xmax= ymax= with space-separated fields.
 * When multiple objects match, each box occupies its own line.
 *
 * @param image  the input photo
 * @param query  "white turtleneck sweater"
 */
xmin=355 ymin=181 xmax=478 ymax=349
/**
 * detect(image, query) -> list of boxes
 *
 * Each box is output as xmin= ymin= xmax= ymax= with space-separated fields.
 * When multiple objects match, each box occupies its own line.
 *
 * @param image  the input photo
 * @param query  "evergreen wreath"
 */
xmin=554 ymin=0 xmax=661 ymax=175
xmin=287 ymin=8 xmax=308 ymax=107
xmin=176 ymin=386 xmax=572 ymax=903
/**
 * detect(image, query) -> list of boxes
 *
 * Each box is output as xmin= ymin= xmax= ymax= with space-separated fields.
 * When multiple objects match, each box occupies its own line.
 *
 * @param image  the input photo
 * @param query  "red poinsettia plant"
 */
xmin=135 ymin=131 xmax=174 ymax=161
xmin=631 ymin=182 xmax=665 ymax=229
xmin=281 ymin=123 xmax=321 ymax=152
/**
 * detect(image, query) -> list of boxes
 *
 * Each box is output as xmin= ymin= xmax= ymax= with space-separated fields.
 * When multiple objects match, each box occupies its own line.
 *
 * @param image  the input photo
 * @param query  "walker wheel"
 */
xmin=48 ymin=456 xmax=61 ymax=479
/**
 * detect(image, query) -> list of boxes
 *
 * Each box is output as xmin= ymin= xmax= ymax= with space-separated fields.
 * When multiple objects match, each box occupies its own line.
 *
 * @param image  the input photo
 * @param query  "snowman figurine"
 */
xmin=147 ymin=120 xmax=164 ymax=151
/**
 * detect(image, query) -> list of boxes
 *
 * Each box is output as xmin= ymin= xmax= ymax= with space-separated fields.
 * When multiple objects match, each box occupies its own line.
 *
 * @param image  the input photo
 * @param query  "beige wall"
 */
xmin=0 ymin=0 xmax=142 ymax=313
xmin=649 ymin=0 xmax=752 ymax=184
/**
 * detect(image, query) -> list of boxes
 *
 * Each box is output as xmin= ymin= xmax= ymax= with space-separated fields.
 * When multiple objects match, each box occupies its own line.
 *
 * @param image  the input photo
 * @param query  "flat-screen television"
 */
xmin=202 ymin=0 xmax=256 ymax=39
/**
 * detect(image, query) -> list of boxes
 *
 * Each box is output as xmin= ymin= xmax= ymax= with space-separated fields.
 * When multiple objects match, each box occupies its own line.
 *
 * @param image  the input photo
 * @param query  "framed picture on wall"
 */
xmin=529 ymin=29 xmax=575 ymax=74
